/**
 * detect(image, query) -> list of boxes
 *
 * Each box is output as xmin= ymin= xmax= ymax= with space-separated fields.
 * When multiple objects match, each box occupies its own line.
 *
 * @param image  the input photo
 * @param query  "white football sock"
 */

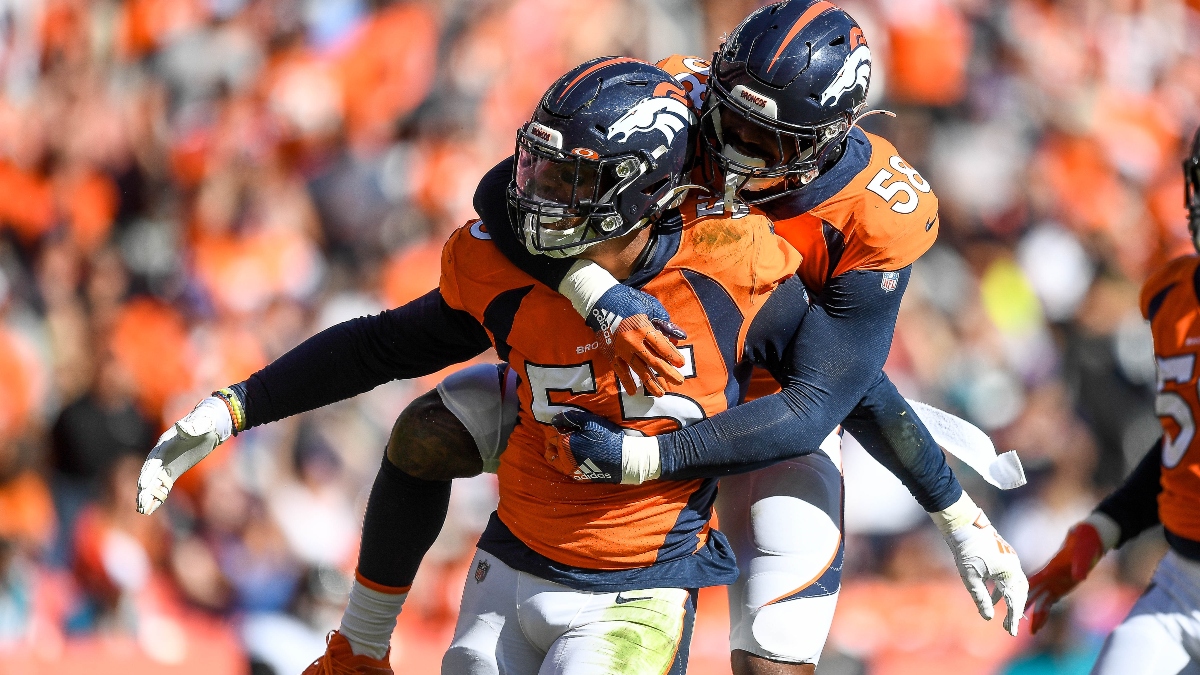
xmin=338 ymin=579 xmax=408 ymax=660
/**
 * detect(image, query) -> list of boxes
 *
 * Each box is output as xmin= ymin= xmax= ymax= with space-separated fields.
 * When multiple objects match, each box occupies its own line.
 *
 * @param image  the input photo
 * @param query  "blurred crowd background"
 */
xmin=0 ymin=0 xmax=1198 ymax=673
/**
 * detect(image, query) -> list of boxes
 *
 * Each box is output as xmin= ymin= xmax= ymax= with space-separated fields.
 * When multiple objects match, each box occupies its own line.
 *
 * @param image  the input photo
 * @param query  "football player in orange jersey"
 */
xmin=471 ymin=3 xmax=1025 ymax=672
xmin=434 ymin=60 xmax=819 ymax=674
xmin=1025 ymin=128 xmax=1200 ymax=673
xmin=140 ymin=58 xmax=839 ymax=675
xmin=137 ymin=4 xmax=1027 ymax=674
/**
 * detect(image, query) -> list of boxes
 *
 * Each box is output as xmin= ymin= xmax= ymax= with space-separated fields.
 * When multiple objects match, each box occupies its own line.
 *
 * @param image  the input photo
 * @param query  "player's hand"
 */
xmin=586 ymin=285 xmax=687 ymax=398
xmin=933 ymin=495 xmax=1028 ymax=637
xmin=1025 ymin=522 xmax=1106 ymax=634
xmin=136 ymin=397 xmax=233 ymax=515
xmin=547 ymin=409 xmax=661 ymax=485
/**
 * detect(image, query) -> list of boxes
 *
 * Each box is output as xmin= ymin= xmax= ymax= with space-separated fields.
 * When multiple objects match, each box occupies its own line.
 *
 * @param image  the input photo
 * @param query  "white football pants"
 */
xmin=443 ymin=551 xmax=695 ymax=675
xmin=1092 ymin=550 xmax=1200 ymax=675
xmin=439 ymin=363 xmax=845 ymax=665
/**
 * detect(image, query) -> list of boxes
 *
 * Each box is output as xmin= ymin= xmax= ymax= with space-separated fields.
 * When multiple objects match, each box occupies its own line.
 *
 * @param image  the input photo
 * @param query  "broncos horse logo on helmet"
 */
xmin=509 ymin=57 xmax=697 ymax=258
xmin=820 ymin=28 xmax=871 ymax=106
xmin=701 ymin=1 xmax=874 ymax=208
xmin=607 ymin=93 xmax=694 ymax=147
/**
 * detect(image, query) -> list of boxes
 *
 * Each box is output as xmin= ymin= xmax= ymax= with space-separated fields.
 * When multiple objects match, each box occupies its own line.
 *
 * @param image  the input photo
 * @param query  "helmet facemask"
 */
xmin=509 ymin=123 xmax=651 ymax=258
xmin=700 ymin=76 xmax=853 ymax=209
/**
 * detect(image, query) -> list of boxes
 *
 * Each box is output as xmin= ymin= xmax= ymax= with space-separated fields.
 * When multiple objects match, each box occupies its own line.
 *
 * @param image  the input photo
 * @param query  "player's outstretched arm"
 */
xmin=136 ymin=289 xmax=492 ymax=515
xmin=1026 ymin=438 xmax=1163 ymax=633
xmin=136 ymin=395 xmax=234 ymax=515
xmin=475 ymin=157 xmax=687 ymax=396
xmin=238 ymin=290 xmax=492 ymax=429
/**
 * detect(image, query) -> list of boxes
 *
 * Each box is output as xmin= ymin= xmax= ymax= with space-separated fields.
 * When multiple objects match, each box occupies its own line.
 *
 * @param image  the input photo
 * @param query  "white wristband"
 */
xmin=558 ymin=260 xmax=620 ymax=319
xmin=620 ymin=435 xmax=662 ymax=485
xmin=929 ymin=492 xmax=986 ymax=536
xmin=1084 ymin=511 xmax=1121 ymax=551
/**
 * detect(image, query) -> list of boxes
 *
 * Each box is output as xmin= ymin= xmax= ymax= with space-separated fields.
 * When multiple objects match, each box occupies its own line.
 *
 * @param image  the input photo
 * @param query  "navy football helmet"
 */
xmin=702 ymin=1 xmax=872 ymax=204
xmin=509 ymin=57 xmax=697 ymax=257
xmin=1187 ymin=126 xmax=1200 ymax=253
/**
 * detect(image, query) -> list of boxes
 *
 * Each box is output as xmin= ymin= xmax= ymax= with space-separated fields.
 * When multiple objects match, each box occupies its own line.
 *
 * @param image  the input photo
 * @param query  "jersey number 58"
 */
xmin=866 ymin=156 xmax=930 ymax=215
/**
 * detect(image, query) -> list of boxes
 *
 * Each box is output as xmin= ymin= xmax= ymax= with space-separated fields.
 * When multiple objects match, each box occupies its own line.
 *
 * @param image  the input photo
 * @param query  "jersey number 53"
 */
xmin=526 ymin=347 xmax=705 ymax=432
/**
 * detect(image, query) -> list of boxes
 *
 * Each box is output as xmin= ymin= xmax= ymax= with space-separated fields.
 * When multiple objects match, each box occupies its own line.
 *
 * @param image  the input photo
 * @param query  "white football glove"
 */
xmin=136 ymin=397 xmax=234 ymax=515
xmin=931 ymin=492 xmax=1029 ymax=637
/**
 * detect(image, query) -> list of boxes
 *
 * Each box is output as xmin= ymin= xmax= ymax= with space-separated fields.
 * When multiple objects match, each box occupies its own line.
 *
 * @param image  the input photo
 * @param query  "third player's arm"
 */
xmin=1094 ymin=438 xmax=1164 ymax=546
xmin=1026 ymin=438 xmax=1163 ymax=633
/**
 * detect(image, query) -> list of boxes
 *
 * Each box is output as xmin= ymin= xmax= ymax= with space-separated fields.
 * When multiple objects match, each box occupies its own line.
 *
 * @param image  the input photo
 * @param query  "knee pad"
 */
xmin=436 ymin=364 xmax=519 ymax=473
xmin=441 ymin=645 xmax=500 ymax=675
xmin=721 ymin=447 xmax=844 ymax=664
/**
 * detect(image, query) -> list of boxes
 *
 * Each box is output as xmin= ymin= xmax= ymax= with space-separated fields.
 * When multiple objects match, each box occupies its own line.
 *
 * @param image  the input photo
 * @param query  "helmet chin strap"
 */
xmin=721 ymin=145 xmax=764 ymax=214
xmin=656 ymin=183 xmax=704 ymax=212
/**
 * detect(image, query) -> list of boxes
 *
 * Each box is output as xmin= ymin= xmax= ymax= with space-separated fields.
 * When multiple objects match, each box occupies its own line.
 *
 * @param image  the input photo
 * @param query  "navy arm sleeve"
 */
xmin=841 ymin=377 xmax=962 ymax=511
xmin=474 ymin=156 xmax=576 ymax=291
xmin=1096 ymin=438 xmax=1163 ymax=548
xmin=236 ymin=289 xmax=492 ymax=429
xmin=656 ymin=266 xmax=963 ymax=512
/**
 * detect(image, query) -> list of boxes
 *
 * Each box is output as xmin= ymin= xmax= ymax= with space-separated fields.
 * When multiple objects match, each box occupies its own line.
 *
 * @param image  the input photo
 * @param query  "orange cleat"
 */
xmin=302 ymin=631 xmax=394 ymax=675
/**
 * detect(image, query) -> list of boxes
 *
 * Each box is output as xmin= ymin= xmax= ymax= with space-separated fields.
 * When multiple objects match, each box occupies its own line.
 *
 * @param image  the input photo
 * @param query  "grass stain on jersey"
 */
xmin=591 ymin=588 xmax=688 ymax=674
xmin=690 ymin=219 xmax=748 ymax=256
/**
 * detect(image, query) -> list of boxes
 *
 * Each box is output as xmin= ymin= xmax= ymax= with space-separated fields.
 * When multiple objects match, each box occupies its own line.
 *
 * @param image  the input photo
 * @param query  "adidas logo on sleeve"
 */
xmin=572 ymin=459 xmax=612 ymax=481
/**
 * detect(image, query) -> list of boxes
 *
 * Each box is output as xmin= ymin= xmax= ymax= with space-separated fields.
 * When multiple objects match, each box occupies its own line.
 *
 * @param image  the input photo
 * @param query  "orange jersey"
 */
xmin=439 ymin=198 xmax=801 ymax=570
xmin=1140 ymin=255 xmax=1200 ymax=542
xmin=659 ymin=53 xmax=938 ymax=403
xmin=657 ymin=54 xmax=940 ymax=296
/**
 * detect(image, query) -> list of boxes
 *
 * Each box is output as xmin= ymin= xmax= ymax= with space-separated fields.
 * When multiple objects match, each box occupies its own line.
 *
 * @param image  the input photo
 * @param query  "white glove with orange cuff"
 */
xmin=136 ymin=395 xmax=235 ymax=515
xmin=930 ymin=492 xmax=1029 ymax=637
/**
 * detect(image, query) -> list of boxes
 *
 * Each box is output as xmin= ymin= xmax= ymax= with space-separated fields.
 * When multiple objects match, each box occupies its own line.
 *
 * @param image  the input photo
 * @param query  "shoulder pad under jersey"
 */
xmin=1141 ymin=255 xmax=1200 ymax=322
xmin=439 ymin=219 xmax=534 ymax=317
xmin=656 ymin=54 xmax=710 ymax=114
xmin=809 ymin=131 xmax=940 ymax=274
xmin=672 ymin=192 xmax=801 ymax=302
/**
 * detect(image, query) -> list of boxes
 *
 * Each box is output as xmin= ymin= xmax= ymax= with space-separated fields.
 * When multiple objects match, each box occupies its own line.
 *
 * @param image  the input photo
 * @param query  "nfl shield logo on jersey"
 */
xmin=474 ymin=559 xmax=490 ymax=583
xmin=881 ymin=272 xmax=899 ymax=293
